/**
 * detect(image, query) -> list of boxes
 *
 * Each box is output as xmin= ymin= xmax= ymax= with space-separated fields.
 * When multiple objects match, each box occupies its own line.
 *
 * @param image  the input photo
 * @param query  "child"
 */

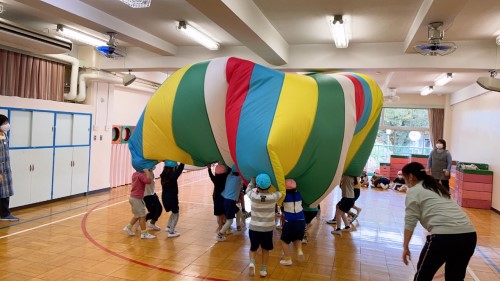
xmin=161 ymin=160 xmax=185 ymax=238
xmin=302 ymin=204 xmax=319 ymax=244
xmin=143 ymin=166 xmax=162 ymax=230
xmin=331 ymin=175 xmax=356 ymax=235
xmin=207 ymin=163 xmax=230 ymax=233
xmin=216 ymin=165 xmax=244 ymax=242
xmin=347 ymin=176 xmax=362 ymax=222
xmin=280 ymin=179 xmax=305 ymax=266
xmin=123 ymin=168 xmax=156 ymax=239
xmin=391 ymin=170 xmax=408 ymax=192
xmin=246 ymin=174 xmax=282 ymax=277
xmin=371 ymin=171 xmax=390 ymax=189
xmin=360 ymin=169 xmax=369 ymax=188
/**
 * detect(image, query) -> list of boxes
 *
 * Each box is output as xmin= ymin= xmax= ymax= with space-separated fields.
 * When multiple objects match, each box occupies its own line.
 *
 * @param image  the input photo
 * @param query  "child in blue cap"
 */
xmin=160 ymin=160 xmax=184 ymax=238
xmin=246 ymin=173 xmax=282 ymax=277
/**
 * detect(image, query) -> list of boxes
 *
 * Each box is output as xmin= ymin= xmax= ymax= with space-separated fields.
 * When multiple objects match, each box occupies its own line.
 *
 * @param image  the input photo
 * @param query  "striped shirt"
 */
xmin=283 ymin=190 xmax=305 ymax=222
xmin=246 ymin=182 xmax=282 ymax=232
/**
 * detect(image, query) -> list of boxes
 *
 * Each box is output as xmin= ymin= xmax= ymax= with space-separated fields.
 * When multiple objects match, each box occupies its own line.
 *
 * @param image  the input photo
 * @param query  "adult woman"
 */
xmin=402 ymin=162 xmax=476 ymax=281
xmin=427 ymin=139 xmax=452 ymax=191
xmin=0 ymin=114 xmax=19 ymax=221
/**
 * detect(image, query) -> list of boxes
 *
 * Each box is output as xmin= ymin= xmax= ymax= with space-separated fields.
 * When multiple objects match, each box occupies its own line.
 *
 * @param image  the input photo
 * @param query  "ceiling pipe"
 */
xmin=43 ymin=53 xmax=80 ymax=101
xmin=76 ymin=72 xmax=121 ymax=103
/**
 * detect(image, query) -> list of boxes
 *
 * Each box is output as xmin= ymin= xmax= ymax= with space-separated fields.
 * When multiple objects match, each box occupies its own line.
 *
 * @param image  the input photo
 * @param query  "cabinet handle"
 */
xmin=32 ymin=164 xmax=34 ymax=172
xmin=29 ymin=164 xmax=32 ymax=172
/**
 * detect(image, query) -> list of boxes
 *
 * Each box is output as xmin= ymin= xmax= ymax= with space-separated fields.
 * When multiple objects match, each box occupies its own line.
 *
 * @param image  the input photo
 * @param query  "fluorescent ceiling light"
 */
xmin=57 ymin=25 xmax=107 ymax=47
xmin=420 ymin=86 xmax=434 ymax=96
xmin=177 ymin=21 xmax=219 ymax=51
xmin=328 ymin=15 xmax=349 ymax=48
xmin=434 ymin=73 xmax=454 ymax=86
xmin=120 ymin=0 xmax=151 ymax=8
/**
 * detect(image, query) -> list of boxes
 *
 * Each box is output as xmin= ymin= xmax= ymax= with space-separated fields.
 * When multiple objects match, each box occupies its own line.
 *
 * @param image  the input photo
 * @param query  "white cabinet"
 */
xmin=9 ymin=148 xmax=53 ymax=208
xmin=53 ymin=146 xmax=90 ymax=199
xmin=55 ymin=113 xmax=90 ymax=146
xmin=9 ymin=110 xmax=54 ymax=148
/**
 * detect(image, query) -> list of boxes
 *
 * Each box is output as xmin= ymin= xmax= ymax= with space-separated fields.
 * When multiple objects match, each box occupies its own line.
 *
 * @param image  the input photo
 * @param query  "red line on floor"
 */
xmin=80 ymin=198 xmax=229 ymax=281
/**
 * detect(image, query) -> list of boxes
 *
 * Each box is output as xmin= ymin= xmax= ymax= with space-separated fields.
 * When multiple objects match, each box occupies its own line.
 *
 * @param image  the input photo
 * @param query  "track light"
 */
xmin=434 ymin=73 xmax=454 ymax=86
xmin=123 ymin=70 xmax=136 ymax=86
xmin=328 ymin=15 xmax=349 ymax=48
xmin=56 ymin=24 xmax=107 ymax=47
xmin=420 ymin=86 xmax=434 ymax=96
xmin=176 ymin=21 xmax=219 ymax=50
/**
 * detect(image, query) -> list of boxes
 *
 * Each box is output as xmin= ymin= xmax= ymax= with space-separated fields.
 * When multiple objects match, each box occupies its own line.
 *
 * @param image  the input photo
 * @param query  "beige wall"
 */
xmin=449 ymin=90 xmax=500 ymax=210
xmin=112 ymin=86 xmax=153 ymax=126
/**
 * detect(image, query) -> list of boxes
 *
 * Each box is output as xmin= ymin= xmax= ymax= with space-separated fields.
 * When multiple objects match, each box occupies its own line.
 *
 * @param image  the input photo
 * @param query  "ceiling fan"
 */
xmin=414 ymin=22 xmax=457 ymax=56
xmin=383 ymin=88 xmax=400 ymax=103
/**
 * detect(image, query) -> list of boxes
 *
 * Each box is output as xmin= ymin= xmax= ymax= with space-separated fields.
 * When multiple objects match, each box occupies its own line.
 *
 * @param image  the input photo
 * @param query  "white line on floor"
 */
xmin=467 ymin=266 xmax=480 ymax=281
xmin=0 ymin=177 xmax=209 ymax=239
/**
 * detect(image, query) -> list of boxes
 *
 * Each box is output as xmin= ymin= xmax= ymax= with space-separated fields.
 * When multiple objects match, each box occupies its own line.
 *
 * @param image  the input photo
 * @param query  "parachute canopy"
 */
xmin=129 ymin=57 xmax=383 ymax=206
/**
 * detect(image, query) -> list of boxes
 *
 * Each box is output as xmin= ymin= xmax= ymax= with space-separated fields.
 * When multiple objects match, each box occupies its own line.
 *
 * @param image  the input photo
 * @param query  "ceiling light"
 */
xmin=57 ymin=24 xmax=107 ymax=47
xmin=120 ymin=0 xmax=151 ymax=8
xmin=123 ymin=70 xmax=136 ymax=86
xmin=328 ymin=15 xmax=349 ymax=48
xmin=434 ymin=73 xmax=454 ymax=86
xmin=176 ymin=21 xmax=219 ymax=50
xmin=420 ymin=86 xmax=434 ymax=96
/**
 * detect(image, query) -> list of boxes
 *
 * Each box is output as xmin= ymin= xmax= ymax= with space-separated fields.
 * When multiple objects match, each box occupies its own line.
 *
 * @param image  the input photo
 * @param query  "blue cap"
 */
xmin=256 ymin=173 xmax=271 ymax=190
xmin=164 ymin=160 xmax=177 ymax=167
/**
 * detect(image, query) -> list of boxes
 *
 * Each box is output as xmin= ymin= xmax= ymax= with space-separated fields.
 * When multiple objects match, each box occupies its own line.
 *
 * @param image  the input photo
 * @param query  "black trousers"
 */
xmin=144 ymin=194 xmax=162 ymax=223
xmin=414 ymin=232 xmax=477 ymax=281
xmin=0 ymin=197 xmax=11 ymax=217
xmin=439 ymin=180 xmax=450 ymax=192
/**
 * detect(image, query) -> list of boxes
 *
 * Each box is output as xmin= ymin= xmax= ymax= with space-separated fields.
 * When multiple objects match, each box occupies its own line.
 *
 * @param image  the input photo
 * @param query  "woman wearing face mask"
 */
xmin=426 ymin=139 xmax=452 ymax=191
xmin=402 ymin=162 xmax=476 ymax=281
xmin=0 ymin=114 xmax=19 ymax=221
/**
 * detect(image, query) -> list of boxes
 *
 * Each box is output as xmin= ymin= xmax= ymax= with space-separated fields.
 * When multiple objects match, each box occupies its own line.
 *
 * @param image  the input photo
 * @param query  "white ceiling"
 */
xmin=1 ymin=0 xmax=500 ymax=96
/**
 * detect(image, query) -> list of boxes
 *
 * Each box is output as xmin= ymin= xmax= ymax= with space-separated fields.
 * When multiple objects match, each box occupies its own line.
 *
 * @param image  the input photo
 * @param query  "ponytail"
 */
xmin=402 ymin=162 xmax=450 ymax=198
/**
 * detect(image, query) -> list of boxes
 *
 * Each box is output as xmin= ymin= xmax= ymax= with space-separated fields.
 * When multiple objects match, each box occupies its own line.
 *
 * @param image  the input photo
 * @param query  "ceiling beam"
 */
xmin=15 ymin=0 xmax=177 ymax=56
xmin=186 ymin=0 xmax=289 ymax=65
xmin=403 ymin=0 xmax=468 ymax=53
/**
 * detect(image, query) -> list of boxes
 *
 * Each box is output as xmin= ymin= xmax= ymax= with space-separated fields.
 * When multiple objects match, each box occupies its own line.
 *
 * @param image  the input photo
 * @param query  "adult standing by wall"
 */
xmin=402 ymin=162 xmax=476 ymax=281
xmin=0 ymin=114 xmax=19 ymax=221
xmin=427 ymin=139 xmax=452 ymax=191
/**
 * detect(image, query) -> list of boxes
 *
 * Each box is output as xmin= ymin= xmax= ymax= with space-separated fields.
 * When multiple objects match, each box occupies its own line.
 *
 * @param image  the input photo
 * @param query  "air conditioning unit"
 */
xmin=0 ymin=18 xmax=72 ymax=54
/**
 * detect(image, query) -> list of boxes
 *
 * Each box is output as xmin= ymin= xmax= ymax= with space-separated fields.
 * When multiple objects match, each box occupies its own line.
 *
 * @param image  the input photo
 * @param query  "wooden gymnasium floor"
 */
xmin=1 ymin=169 xmax=499 ymax=281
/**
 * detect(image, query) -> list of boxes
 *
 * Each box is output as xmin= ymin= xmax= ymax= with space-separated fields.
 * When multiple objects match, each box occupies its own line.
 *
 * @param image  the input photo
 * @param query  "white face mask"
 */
xmin=0 ymin=123 xmax=10 ymax=132
xmin=436 ymin=143 xmax=444 ymax=149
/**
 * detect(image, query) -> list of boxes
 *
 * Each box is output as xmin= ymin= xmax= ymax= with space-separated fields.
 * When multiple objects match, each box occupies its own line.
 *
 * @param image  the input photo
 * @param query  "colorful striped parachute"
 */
xmin=129 ymin=57 xmax=383 ymax=206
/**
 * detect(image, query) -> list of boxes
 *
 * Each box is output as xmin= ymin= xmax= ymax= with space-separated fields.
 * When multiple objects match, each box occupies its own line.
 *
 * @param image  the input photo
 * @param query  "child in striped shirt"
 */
xmin=246 ymin=174 xmax=282 ymax=277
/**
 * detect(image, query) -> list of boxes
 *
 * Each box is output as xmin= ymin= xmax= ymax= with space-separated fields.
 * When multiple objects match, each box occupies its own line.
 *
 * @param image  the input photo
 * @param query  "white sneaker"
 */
xmin=148 ymin=223 xmax=161 ymax=231
xmin=280 ymin=259 xmax=292 ymax=266
xmin=140 ymin=232 xmax=156 ymax=239
xmin=123 ymin=226 xmax=135 ymax=236
xmin=331 ymin=228 xmax=342 ymax=235
xmin=248 ymin=263 xmax=255 ymax=276
xmin=167 ymin=231 xmax=180 ymax=238
xmin=297 ymin=251 xmax=305 ymax=262
xmin=216 ymin=234 xmax=226 ymax=242
xmin=260 ymin=268 xmax=267 ymax=277
xmin=326 ymin=219 xmax=337 ymax=224
xmin=225 ymin=229 xmax=233 ymax=235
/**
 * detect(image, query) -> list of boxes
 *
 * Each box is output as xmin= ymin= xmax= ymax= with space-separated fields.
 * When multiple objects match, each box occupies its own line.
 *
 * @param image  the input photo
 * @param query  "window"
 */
xmin=365 ymin=108 xmax=432 ymax=173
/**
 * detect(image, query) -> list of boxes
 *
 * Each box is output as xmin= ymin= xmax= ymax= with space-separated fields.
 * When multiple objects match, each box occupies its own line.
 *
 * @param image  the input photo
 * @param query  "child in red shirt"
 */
xmin=123 ymin=169 xmax=156 ymax=239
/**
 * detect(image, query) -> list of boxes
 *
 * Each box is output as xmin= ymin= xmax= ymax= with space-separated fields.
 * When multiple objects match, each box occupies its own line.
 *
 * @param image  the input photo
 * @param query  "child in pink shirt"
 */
xmin=123 ymin=169 xmax=156 ymax=239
